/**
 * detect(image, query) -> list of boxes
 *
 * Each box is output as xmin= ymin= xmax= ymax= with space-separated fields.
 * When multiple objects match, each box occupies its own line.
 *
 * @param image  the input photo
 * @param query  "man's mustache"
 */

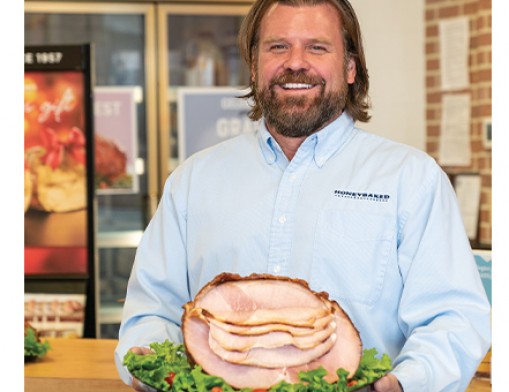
xmin=269 ymin=71 xmax=325 ymax=88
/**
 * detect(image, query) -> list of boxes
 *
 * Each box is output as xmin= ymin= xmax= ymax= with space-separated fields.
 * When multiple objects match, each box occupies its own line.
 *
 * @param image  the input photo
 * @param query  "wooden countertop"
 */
xmin=24 ymin=338 xmax=131 ymax=392
xmin=467 ymin=377 xmax=491 ymax=392
xmin=24 ymin=337 xmax=491 ymax=392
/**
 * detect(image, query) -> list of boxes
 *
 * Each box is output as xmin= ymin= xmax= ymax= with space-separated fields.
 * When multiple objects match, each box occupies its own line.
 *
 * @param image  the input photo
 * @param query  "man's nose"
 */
xmin=283 ymin=47 xmax=310 ymax=72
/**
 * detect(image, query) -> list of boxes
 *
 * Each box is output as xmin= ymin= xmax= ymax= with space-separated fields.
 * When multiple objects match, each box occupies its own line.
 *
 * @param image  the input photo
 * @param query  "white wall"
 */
xmin=353 ymin=0 xmax=425 ymax=151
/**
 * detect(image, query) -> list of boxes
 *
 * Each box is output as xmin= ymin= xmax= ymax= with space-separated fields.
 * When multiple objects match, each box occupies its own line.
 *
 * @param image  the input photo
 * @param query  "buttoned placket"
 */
xmin=267 ymin=136 xmax=316 ymax=275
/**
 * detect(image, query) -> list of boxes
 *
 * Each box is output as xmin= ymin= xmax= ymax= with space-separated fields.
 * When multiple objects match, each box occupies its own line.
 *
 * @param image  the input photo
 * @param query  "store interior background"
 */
xmin=23 ymin=0 xmax=492 ymax=340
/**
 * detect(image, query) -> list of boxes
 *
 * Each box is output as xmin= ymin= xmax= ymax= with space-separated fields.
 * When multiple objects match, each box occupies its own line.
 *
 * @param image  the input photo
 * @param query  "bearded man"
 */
xmin=115 ymin=1 xmax=491 ymax=391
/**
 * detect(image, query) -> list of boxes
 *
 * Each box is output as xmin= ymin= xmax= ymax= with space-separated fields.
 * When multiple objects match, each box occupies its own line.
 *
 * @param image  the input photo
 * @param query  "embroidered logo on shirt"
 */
xmin=334 ymin=189 xmax=390 ymax=202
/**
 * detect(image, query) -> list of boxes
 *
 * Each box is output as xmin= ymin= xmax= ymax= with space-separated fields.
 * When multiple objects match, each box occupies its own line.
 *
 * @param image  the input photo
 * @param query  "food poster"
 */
xmin=25 ymin=293 xmax=86 ymax=338
xmin=24 ymin=70 xmax=89 ymax=275
xmin=93 ymin=86 xmax=139 ymax=194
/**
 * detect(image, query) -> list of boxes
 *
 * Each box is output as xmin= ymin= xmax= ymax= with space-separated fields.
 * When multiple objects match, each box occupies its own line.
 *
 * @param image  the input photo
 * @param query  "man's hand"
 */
xmin=372 ymin=373 xmax=403 ymax=392
xmin=128 ymin=346 xmax=157 ymax=392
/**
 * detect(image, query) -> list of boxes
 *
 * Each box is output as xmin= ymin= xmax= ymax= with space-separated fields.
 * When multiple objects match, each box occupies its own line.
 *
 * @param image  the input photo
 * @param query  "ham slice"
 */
xmin=193 ymin=275 xmax=332 ymax=326
xmin=208 ymin=311 xmax=334 ymax=336
xmin=208 ymin=331 xmax=337 ymax=368
xmin=208 ymin=319 xmax=336 ymax=351
xmin=181 ymin=273 xmax=362 ymax=389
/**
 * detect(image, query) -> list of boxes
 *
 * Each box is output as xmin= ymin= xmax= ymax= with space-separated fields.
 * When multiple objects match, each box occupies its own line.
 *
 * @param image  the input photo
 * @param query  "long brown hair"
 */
xmin=238 ymin=0 xmax=371 ymax=123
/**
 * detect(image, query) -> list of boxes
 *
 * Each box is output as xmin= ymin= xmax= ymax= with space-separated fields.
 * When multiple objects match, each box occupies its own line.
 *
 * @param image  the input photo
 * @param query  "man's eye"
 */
xmin=309 ymin=45 xmax=327 ymax=53
xmin=270 ymin=44 xmax=288 ymax=52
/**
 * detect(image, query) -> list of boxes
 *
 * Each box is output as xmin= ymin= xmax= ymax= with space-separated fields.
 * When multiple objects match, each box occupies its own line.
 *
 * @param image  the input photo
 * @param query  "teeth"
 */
xmin=282 ymin=83 xmax=313 ymax=89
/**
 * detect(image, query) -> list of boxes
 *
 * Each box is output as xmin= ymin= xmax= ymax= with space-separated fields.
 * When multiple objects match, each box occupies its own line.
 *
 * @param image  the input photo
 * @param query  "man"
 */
xmin=115 ymin=0 xmax=491 ymax=390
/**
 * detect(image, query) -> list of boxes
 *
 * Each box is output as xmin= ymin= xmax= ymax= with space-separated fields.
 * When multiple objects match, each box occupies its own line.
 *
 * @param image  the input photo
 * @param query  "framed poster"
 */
xmin=93 ymin=86 xmax=140 ymax=194
xmin=24 ymin=44 xmax=97 ymax=337
xmin=177 ymin=87 xmax=258 ymax=162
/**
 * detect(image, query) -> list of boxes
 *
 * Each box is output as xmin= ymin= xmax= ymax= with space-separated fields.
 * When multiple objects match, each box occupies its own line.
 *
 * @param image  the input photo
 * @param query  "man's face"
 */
xmin=253 ymin=3 xmax=356 ymax=138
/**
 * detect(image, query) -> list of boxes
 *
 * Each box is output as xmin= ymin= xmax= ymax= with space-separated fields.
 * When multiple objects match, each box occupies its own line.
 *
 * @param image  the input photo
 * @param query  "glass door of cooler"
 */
xmin=24 ymin=2 xmax=158 ymax=338
xmin=156 ymin=4 xmax=252 ymax=185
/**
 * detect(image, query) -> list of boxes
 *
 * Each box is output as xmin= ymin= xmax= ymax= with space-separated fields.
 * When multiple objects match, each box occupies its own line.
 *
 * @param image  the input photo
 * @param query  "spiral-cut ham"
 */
xmin=208 ymin=318 xmax=337 ymax=351
xmin=208 ymin=311 xmax=334 ymax=336
xmin=181 ymin=273 xmax=362 ymax=390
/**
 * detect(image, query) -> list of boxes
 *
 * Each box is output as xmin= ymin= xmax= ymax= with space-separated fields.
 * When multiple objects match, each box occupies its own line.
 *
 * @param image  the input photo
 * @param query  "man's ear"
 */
xmin=346 ymin=58 xmax=356 ymax=85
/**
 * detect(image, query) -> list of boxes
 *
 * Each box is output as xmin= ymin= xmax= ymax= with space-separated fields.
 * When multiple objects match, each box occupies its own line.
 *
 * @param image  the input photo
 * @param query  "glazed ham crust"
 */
xmin=181 ymin=273 xmax=362 ymax=390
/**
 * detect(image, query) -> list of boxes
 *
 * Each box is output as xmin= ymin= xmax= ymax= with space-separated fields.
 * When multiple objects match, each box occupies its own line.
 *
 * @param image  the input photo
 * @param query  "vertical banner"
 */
xmin=24 ymin=44 xmax=97 ymax=337
xmin=93 ymin=86 xmax=140 ymax=194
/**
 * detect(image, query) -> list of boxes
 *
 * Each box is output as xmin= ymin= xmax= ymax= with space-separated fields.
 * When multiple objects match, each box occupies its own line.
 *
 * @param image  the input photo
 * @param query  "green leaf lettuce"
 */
xmin=123 ymin=340 xmax=392 ymax=392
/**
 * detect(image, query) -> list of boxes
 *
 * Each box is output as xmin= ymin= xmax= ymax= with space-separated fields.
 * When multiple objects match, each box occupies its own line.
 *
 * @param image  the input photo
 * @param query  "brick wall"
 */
xmin=425 ymin=0 xmax=492 ymax=246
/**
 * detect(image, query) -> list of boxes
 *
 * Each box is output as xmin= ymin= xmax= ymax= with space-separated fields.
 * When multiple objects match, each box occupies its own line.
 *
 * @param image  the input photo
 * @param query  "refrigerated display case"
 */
xmin=156 ymin=4 xmax=251 ymax=180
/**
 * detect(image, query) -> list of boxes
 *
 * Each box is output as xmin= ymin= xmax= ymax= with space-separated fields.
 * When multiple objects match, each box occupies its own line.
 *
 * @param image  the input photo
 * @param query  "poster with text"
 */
xmin=94 ymin=86 xmax=139 ymax=194
xmin=177 ymin=87 xmax=258 ymax=161
xmin=24 ymin=45 xmax=94 ymax=276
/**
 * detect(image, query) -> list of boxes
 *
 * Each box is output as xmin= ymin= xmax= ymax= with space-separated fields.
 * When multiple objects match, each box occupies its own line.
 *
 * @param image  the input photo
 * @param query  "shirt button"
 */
xmin=273 ymin=265 xmax=281 ymax=273
xmin=290 ymin=174 xmax=297 ymax=181
xmin=278 ymin=215 xmax=286 ymax=224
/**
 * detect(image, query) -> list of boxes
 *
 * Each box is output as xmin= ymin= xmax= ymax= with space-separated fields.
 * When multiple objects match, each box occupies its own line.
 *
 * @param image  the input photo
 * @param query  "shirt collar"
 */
xmin=257 ymin=112 xmax=356 ymax=167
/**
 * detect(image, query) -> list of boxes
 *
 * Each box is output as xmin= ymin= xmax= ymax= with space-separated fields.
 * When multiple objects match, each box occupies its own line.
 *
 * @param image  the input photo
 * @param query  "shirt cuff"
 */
xmin=391 ymin=360 xmax=428 ymax=392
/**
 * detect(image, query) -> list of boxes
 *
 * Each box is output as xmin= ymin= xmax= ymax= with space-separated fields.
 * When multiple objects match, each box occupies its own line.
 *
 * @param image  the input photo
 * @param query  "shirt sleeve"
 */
xmin=391 ymin=165 xmax=491 ymax=391
xmin=114 ymin=173 xmax=191 ymax=385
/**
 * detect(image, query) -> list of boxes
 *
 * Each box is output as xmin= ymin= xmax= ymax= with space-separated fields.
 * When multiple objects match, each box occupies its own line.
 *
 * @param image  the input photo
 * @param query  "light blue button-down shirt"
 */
xmin=115 ymin=113 xmax=491 ymax=391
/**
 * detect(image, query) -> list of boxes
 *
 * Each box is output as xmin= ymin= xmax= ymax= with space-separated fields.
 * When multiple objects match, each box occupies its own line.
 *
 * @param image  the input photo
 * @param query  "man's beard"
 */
xmin=255 ymin=71 xmax=348 ymax=138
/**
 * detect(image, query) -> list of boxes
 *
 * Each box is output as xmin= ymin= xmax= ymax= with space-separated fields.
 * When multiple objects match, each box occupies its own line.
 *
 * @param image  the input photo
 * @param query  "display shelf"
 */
xmin=99 ymin=303 xmax=124 ymax=325
xmin=97 ymin=230 xmax=143 ymax=249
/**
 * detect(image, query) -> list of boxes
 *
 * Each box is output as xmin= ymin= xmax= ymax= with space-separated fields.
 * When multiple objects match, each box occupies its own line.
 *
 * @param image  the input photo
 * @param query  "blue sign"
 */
xmin=177 ymin=87 xmax=258 ymax=162
xmin=473 ymin=249 xmax=492 ymax=306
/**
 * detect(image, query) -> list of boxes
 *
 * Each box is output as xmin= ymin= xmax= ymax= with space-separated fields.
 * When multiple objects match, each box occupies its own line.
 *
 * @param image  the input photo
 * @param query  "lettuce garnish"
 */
xmin=24 ymin=327 xmax=51 ymax=359
xmin=123 ymin=340 xmax=391 ymax=392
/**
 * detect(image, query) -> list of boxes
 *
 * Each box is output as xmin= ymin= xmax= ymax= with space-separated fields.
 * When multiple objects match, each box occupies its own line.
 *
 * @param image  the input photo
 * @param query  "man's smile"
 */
xmin=269 ymin=71 xmax=325 ymax=93
xmin=281 ymin=83 xmax=314 ymax=89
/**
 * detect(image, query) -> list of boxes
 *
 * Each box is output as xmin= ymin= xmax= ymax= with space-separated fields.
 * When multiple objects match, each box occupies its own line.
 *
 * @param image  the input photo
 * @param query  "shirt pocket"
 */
xmin=312 ymin=209 xmax=395 ymax=306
